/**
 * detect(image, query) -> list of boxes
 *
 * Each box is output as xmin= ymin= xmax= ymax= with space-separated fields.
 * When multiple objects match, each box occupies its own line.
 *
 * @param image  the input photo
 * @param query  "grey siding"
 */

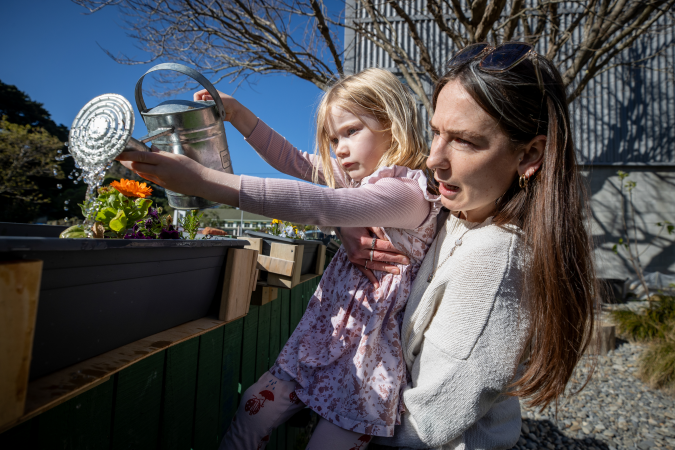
xmin=343 ymin=0 xmax=675 ymax=166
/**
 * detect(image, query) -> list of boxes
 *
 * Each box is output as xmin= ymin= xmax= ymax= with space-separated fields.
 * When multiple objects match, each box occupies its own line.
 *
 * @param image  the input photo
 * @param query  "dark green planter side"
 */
xmin=0 ymin=276 xmax=322 ymax=450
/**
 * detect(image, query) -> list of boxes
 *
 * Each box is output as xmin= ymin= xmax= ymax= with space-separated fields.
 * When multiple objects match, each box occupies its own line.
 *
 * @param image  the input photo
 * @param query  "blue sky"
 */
xmin=0 ymin=1 xmax=326 ymax=180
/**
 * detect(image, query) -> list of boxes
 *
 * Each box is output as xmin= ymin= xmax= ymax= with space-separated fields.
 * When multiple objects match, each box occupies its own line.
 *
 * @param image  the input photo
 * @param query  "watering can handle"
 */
xmin=134 ymin=63 xmax=227 ymax=121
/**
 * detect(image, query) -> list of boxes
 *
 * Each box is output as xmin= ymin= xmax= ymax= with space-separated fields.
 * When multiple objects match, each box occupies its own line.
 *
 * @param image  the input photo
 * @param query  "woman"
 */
xmin=339 ymin=42 xmax=597 ymax=449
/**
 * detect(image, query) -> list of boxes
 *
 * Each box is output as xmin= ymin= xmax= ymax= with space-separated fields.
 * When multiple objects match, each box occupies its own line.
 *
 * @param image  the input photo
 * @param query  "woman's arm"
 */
xmin=378 ymin=232 xmax=528 ymax=448
xmin=194 ymin=89 xmax=345 ymax=187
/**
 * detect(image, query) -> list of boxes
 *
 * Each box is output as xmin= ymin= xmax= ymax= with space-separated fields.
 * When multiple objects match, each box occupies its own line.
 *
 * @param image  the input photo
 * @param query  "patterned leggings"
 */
xmin=219 ymin=371 xmax=372 ymax=450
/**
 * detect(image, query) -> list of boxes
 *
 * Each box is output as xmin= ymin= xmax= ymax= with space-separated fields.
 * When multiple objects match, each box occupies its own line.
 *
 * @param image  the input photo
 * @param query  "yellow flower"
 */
xmin=110 ymin=179 xmax=153 ymax=198
xmin=272 ymin=219 xmax=282 ymax=224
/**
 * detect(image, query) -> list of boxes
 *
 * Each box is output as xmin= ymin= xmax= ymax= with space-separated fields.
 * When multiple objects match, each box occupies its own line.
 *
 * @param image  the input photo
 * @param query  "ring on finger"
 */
xmin=365 ymin=260 xmax=370 ymax=270
xmin=370 ymin=249 xmax=374 ymax=262
xmin=371 ymin=237 xmax=377 ymax=249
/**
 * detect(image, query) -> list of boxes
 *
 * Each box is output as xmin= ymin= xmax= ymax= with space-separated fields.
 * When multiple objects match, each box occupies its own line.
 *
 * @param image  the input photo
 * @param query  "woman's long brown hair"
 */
xmin=432 ymin=51 xmax=598 ymax=409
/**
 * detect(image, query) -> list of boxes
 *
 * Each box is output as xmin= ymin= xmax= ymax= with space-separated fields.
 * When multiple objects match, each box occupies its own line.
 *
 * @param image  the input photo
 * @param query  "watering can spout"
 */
xmin=122 ymin=127 xmax=175 ymax=153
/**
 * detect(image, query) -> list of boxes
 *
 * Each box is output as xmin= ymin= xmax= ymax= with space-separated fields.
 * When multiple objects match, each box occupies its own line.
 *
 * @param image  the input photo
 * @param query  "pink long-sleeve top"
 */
xmin=238 ymin=119 xmax=434 ymax=229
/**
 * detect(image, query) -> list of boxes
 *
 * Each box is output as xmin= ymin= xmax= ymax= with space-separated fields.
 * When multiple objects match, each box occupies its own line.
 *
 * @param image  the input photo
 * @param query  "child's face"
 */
xmin=327 ymin=106 xmax=391 ymax=182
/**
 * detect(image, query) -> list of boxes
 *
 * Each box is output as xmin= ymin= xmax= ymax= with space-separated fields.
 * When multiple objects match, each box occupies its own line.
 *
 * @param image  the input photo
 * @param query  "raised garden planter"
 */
xmin=0 ymin=234 xmax=250 ymax=381
xmin=242 ymin=231 xmax=326 ymax=289
xmin=0 ymin=222 xmax=67 ymax=238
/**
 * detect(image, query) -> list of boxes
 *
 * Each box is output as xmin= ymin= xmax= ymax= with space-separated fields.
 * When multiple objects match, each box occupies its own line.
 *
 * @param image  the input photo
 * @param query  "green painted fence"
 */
xmin=0 ymin=277 xmax=322 ymax=450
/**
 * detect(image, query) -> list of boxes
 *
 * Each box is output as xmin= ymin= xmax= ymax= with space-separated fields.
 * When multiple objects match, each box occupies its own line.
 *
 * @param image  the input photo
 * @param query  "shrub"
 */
xmin=639 ymin=325 xmax=675 ymax=393
xmin=611 ymin=296 xmax=675 ymax=341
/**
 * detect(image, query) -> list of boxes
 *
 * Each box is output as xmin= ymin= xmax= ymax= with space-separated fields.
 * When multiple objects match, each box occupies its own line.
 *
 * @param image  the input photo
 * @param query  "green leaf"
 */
xmin=612 ymin=244 xmax=618 ymax=254
xmin=109 ymin=210 xmax=128 ymax=232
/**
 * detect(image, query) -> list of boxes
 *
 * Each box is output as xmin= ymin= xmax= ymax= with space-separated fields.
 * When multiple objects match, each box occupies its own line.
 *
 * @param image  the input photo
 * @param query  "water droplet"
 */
xmin=57 ymin=149 xmax=62 ymax=154
xmin=53 ymin=169 xmax=58 ymax=176
xmin=73 ymin=180 xmax=78 ymax=185
xmin=64 ymin=142 xmax=69 ymax=147
xmin=65 ymin=200 xmax=70 ymax=205
xmin=57 ymin=184 xmax=62 ymax=189
xmin=68 ymin=175 xmax=73 ymax=180
xmin=64 ymin=207 xmax=69 ymax=211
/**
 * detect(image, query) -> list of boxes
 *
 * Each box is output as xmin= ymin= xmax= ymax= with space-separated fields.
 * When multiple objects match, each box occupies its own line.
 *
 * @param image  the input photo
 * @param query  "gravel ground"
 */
xmin=514 ymin=340 xmax=675 ymax=450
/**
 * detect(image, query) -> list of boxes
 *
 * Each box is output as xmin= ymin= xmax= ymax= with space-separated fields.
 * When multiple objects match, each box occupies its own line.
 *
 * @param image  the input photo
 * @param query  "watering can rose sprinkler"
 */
xmin=68 ymin=63 xmax=234 ymax=232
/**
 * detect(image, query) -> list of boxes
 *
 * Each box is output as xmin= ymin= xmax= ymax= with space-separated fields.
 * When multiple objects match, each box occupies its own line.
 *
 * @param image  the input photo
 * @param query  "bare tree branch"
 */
xmin=72 ymin=0 xmax=675 ymax=111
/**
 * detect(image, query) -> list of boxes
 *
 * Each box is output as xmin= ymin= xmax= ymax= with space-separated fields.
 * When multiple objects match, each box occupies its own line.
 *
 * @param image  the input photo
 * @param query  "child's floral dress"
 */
xmin=268 ymin=165 xmax=441 ymax=437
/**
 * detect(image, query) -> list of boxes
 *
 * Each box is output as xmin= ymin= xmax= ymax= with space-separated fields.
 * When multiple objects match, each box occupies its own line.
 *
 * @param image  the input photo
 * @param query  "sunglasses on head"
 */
xmin=447 ymin=42 xmax=545 ymax=94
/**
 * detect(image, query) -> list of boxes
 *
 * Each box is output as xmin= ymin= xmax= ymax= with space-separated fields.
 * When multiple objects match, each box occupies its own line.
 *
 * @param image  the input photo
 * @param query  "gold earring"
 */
xmin=519 ymin=174 xmax=529 ymax=190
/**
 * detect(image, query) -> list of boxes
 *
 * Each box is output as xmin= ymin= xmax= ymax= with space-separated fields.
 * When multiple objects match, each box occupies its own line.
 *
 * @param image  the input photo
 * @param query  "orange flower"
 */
xmin=110 ymin=179 xmax=153 ymax=198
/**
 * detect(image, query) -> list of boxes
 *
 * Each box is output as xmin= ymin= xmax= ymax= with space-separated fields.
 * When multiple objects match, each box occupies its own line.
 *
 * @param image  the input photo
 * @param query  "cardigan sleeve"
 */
xmin=375 ymin=231 xmax=528 ymax=448
xmin=238 ymin=174 xmax=433 ymax=229
xmin=245 ymin=119 xmax=348 ymax=187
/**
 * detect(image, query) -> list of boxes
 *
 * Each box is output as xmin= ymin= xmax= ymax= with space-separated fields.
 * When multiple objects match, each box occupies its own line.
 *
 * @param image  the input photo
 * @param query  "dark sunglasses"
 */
xmin=447 ymin=42 xmax=544 ymax=93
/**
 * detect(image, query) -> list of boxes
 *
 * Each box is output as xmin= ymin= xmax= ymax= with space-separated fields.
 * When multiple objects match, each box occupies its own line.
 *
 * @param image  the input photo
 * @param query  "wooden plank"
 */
xmin=0 ymin=317 xmax=226 ymax=434
xmin=279 ymin=290 xmax=291 ymax=346
xmin=257 ymin=255 xmax=295 ymax=277
xmin=314 ymin=245 xmax=327 ymax=276
xmin=268 ymin=296 xmax=281 ymax=366
xmin=298 ymin=273 xmax=321 ymax=285
xmin=220 ymin=248 xmax=258 ymax=322
xmin=290 ymin=287 xmax=303 ymax=334
xmin=111 ymin=352 xmax=165 ymax=450
xmin=255 ymin=302 xmax=272 ymax=379
xmin=0 ymin=260 xmax=42 ymax=429
xmin=219 ymin=319 xmax=244 ymax=438
xmin=250 ymin=286 xmax=279 ymax=306
xmin=267 ymin=243 xmax=304 ymax=289
xmin=237 ymin=236 xmax=263 ymax=253
xmin=240 ymin=306 xmax=259 ymax=393
xmin=192 ymin=327 xmax=224 ymax=450
xmin=160 ymin=339 xmax=199 ymax=450
xmin=37 ymin=376 xmax=114 ymax=450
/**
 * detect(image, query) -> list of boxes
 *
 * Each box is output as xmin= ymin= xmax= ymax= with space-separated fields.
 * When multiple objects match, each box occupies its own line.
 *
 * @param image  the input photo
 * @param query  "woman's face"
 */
xmin=427 ymin=79 xmax=522 ymax=223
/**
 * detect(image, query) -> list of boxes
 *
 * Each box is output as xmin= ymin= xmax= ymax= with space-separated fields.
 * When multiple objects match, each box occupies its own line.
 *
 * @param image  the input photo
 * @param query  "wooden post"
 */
xmin=315 ymin=245 xmax=327 ymax=276
xmin=219 ymin=248 xmax=258 ymax=322
xmin=598 ymin=323 xmax=616 ymax=355
xmin=0 ymin=260 xmax=42 ymax=428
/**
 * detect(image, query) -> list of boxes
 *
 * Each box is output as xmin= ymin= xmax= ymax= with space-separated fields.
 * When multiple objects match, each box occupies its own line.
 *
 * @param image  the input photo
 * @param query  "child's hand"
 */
xmin=115 ymin=148 xmax=240 ymax=207
xmin=194 ymin=89 xmax=258 ymax=137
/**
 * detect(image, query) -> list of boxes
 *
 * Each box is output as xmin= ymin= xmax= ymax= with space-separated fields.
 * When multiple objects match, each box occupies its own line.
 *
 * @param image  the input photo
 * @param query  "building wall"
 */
xmin=344 ymin=1 xmax=675 ymax=278
xmin=586 ymin=167 xmax=675 ymax=279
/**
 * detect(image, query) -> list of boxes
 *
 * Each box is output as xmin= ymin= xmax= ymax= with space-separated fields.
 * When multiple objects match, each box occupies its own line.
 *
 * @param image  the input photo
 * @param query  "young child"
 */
xmin=119 ymin=68 xmax=441 ymax=449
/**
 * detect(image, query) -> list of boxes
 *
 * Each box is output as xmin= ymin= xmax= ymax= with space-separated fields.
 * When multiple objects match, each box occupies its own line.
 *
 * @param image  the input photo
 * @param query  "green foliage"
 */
xmin=611 ymin=296 xmax=675 ymax=342
xmin=59 ymin=224 xmax=87 ymax=239
xmin=78 ymin=186 xmax=152 ymax=238
xmin=612 ymin=293 xmax=675 ymax=392
xmin=0 ymin=80 xmax=84 ymax=223
xmin=179 ymin=210 xmax=204 ymax=240
xmin=0 ymin=116 xmax=64 ymax=203
xmin=639 ymin=327 xmax=675 ymax=393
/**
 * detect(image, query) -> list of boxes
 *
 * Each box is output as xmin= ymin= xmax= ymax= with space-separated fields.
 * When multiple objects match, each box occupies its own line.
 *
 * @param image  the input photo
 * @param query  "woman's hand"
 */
xmin=336 ymin=226 xmax=410 ymax=288
xmin=116 ymin=148 xmax=240 ymax=206
xmin=194 ymin=89 xmax=258 ymax=137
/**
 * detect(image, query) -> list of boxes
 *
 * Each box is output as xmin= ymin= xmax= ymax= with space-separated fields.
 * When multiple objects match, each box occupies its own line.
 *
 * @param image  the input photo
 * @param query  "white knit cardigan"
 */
xmin=373 ymin=211 xmax=530 ymax=450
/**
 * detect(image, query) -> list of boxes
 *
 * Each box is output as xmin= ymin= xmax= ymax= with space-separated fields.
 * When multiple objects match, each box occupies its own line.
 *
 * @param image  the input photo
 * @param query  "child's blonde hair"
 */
xmin=314 ymin=68 xmax=430 ymax=189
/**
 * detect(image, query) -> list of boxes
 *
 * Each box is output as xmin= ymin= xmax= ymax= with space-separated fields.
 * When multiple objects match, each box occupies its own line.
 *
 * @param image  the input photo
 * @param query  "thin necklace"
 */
xmin=427 ymin=213 xmax=479 ymax=282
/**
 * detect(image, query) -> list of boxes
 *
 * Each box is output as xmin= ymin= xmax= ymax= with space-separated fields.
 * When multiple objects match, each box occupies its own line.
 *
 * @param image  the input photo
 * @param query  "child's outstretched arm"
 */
xmin=195 ymin=90 xmax=345 ymax=187
xmin=117 ymin=150 xmax=431 ymax=230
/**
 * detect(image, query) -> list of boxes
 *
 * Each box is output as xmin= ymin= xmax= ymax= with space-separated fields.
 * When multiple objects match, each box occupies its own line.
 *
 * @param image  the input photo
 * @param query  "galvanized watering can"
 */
xmin=134 ymin=63 xmax=233 ymax=209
